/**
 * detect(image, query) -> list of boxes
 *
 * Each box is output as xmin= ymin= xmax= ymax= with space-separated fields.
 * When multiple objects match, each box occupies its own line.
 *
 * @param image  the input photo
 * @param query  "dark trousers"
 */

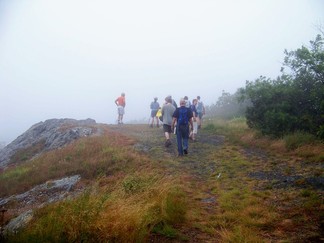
xmin=176 ymin=125 xmax=189 ymax=155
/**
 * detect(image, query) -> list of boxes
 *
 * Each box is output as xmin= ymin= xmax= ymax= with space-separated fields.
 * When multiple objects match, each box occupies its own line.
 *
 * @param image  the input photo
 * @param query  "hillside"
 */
xmin=0 ymin=119 xmax=323 ymax=242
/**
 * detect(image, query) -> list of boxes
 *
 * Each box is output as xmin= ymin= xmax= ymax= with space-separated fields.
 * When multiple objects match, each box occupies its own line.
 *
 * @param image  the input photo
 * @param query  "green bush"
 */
xmin=240 ymin=34 xmax=324 ymax=139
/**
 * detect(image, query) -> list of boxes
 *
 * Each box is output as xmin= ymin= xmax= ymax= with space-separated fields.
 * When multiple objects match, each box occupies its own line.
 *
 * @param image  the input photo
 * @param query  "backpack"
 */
xmin=156 ymin=109 xmax=163 ymax=122
xmin=178 ymin=107 xmax=188 ymax=126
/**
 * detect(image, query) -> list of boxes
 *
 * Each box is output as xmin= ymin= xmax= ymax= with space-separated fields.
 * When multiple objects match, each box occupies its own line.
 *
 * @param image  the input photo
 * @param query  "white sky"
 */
xmin=0 ymin=0 xmax=323 ymax=143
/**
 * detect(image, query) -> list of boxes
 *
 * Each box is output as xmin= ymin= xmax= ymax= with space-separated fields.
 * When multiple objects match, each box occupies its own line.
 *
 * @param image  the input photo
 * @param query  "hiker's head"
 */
xmin=121 ymin=92 xmax=125 ymax=97
xmin=180 ymin=98 xmax=186 ymax=106
xmin=154 ymin=97 xmax=158 ymax=101
xmin=197 ymin=95 xmax=200 ymax=100
xmin=193 ymin=99 xmax=198 ymax=105
xmin=184 ymin=96 xmax=188 ymax=100
xmin=165 ymin=96 xmax=172 ymax=103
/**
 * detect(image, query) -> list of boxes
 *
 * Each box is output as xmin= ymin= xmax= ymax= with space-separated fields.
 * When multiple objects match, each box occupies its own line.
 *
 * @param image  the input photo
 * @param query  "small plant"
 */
xmin=152 ymin=222 xmax=178 ymax=238
xmin=203 ymin=123 xmax=216 ymax=132
xmin=162 ymin=188 xmax=187 ymax=224
xmin=122 ymin=176 xmax=145 ymax=194
xmin=300 ymin=189 xmax=312 ymax=197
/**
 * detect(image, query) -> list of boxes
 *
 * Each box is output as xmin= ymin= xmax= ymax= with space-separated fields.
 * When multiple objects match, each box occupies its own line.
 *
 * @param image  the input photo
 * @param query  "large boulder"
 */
xmin=0 ymin=118 xmax=97 ymax=169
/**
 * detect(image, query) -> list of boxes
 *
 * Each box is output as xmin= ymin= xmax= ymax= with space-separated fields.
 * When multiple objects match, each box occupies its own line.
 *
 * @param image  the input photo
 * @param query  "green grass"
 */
xmin=283 ymin=131 xmax=317 ymax=150
xmin=203 ymin=117 xmax=249 ymax=143
xmin=3 ymin=121 xmax=323 ymax=242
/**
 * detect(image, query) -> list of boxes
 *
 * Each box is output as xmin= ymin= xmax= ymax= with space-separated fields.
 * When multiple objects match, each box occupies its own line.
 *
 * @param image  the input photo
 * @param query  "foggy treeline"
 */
xmin=207 ymin=33 xmax=324 ymax=139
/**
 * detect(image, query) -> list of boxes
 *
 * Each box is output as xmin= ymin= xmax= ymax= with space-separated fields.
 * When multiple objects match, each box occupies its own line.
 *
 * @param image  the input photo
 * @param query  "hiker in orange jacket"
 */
xmin=115 ymin=92 xmax=126 ymax=124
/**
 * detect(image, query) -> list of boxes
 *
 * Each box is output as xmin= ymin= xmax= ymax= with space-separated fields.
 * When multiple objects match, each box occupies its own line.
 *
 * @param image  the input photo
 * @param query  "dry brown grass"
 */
xmin=11 ymin=174 xmax=187 ymax=242
xmin=295 ymin=144 xmax=324 ymax=162
xmin=4 ymin=125 xmax=188 ymax=242
xmin=0 ymin=126 xmax=143 ymax=197
xmin=240 ymin=129 xmax=324 ymax=162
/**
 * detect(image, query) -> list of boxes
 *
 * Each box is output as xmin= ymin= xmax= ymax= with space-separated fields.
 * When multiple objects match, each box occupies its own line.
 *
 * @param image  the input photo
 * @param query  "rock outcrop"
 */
xmin=1 ymin=175 xmax=81 ymax=234
xmin=0 ymin=142 xmax=6 ymax=150
xmin=0 ymin=118 xmax=97 ymax=169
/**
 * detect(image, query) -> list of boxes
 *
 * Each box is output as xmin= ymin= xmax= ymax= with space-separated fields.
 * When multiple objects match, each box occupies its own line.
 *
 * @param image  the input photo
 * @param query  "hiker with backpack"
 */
xmin=162 ymin=96 xmax=176 ymax=147
xmin=172 ymin=98 xmax=193 ymax=156
xmin=150 ymin=97 xmax=160 ymax=128
xmin=115 ymin=92 xmax=126 ymax=124
xmin=196 ymin=95 xmax=205 ymax=129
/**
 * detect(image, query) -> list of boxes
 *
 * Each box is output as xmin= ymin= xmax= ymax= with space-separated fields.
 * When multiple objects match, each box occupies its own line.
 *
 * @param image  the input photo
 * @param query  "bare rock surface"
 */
xmin=0 ymin=118 xmax=97 ymax=168
xmin=1 ymin=175 xmax=81 ymax=234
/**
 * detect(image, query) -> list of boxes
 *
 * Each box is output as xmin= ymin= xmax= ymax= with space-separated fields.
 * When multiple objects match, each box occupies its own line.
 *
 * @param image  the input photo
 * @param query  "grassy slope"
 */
xmin=1 ymin=120 xmax=323 ymax=242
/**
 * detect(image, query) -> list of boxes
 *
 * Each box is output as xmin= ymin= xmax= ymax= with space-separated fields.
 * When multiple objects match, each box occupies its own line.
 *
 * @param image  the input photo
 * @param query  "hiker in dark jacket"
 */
xmin=172 ymin=98 xmax=193 ymax=157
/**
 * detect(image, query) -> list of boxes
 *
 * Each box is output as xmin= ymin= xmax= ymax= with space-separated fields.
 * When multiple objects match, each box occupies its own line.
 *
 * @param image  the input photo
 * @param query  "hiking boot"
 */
xmin=183 ymin=149 xmax=188 ymax=155
xmin=165 ymin=139 xmax=171 ymax=147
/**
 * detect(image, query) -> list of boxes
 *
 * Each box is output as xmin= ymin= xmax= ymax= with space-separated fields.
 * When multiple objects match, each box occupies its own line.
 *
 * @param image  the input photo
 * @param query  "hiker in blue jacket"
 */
xmin=150 ymin=97 xmax=160 ymax=128
xmin=172 ymin=98 xmax=193 ymax=157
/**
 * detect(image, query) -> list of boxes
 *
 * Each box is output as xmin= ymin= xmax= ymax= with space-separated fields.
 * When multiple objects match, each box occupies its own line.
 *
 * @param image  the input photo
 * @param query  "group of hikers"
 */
xmin=114 ymin=92 xmax=206 ymax=157
xmin=150 ymin=95 xmax=205 ymax=156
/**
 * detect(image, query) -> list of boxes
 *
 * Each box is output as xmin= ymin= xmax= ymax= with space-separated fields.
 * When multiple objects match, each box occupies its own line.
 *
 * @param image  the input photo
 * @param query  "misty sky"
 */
xmin=0 ymin=0 xmax=323 ymax=144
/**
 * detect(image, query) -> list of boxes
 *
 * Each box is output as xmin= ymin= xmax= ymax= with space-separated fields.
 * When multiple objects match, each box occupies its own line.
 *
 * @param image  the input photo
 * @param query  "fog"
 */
xmin=0 ymin=0 xmax=323 ymax=144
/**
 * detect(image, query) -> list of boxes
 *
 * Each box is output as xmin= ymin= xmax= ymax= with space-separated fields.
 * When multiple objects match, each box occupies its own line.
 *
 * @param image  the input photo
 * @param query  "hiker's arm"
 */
xmin=171 ymin=117 xmax=177 ymax=129
xmin=189 ymin=118 xmax=194 ymax=131
xmin=115 ymin=99 xmax=118 ymax=106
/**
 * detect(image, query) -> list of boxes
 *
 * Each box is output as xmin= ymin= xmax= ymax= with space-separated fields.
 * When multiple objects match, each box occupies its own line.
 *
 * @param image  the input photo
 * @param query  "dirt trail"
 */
xmin=109 ymin=124 xmax=228 ymax=242
xmin=109 ymin=124 xmax=324 ymax=242
xmin=110 ymin=124 xmax=224 ymax=180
